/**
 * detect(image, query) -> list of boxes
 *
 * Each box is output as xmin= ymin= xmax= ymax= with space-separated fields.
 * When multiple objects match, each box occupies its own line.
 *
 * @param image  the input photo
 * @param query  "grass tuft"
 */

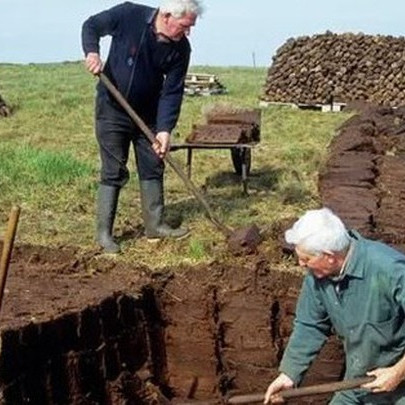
xmin=187 ymin=238 xmax=208 ymax=261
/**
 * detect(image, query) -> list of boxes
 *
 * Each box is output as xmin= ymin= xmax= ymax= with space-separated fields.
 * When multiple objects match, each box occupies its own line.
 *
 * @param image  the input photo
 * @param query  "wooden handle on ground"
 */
xmin=227 ymin=376 xmax=375 ymax=404
xmin=0 ymin=206 xmax=21 ymax=314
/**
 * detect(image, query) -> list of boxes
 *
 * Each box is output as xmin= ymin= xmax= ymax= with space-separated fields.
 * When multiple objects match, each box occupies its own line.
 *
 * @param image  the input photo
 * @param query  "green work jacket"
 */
xmin=280 ymin=230 xmax=405 ymax=385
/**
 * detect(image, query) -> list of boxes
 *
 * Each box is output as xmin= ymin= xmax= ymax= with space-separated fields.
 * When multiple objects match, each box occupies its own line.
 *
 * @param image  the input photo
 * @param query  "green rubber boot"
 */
xmin=96 ymin=184 xmax=120 ymax=253
xmin=140 ymin=179 xmax=189 ymax=240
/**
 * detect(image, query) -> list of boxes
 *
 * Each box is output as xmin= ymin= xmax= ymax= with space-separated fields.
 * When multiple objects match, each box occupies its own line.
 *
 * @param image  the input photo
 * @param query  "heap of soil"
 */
xmin=319 ymin=103 xmax=405 ymax=252
xmin=261 ymin=32 xmax=405 ymax=106
xmin=186 ymin=108 xmax=261 ymax=144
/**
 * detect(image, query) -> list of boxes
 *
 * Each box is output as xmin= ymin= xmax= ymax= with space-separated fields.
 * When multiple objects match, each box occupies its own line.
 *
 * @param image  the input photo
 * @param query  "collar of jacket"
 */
xmin=343 ymin=230 xmax=365 ymax=280
xmin=147 ymin=8 xmax=158 ymax=25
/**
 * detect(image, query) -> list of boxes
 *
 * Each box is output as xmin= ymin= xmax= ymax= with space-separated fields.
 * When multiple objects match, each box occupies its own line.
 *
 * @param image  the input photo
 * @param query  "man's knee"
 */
xmin=135 ymin=136 xmax=165 ymax=180
xmin=330 ymin=391 xmax=360 ymax=405
xmin=100 ymin=168 xmax=129 ymax=188
xmin=137 ymin=158 xmax=165 ymax=181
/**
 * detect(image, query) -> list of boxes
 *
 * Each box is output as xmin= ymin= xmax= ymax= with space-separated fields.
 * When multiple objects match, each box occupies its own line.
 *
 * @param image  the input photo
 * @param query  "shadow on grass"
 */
xmin=159 ymin=166 xmax=283 ymax=227
xmin=117 ymin=223 xmax=144 ymax=243
xmin=161 ymin=164 xmax=314 ymax=228
xmin=114 ymin=163 xmax=314 ymax=243
xmin=116 ymin=213 xmax=188 ymax=243
xmin=204 ymin=165 xmax=282 ymax=192
xmin=110 ymin=164 xmax=311 ymax=242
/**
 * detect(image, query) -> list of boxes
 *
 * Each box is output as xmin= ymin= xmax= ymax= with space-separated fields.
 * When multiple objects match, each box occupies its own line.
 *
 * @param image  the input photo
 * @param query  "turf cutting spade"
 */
xmin=173 ymin=376 xmax=375 ymax=404
xmin=226 ymin=376 xmax=375 ymax=404
xmin=98 ymin=73 xmax=262 ymax=252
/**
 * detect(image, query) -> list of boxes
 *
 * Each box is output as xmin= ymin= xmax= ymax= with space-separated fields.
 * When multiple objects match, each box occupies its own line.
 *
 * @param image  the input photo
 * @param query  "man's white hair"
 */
xmin=285 ymin=207 xmax=350 ymax=255
xmin=160 ymin=0 xmax=204 ymax=18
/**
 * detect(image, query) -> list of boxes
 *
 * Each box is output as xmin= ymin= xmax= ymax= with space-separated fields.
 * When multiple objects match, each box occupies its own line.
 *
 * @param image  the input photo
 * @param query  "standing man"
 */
xmin=265 ymin=208 xmax=405 ymax=404
xmin=82 ymin=0 xmax=204 ymax=253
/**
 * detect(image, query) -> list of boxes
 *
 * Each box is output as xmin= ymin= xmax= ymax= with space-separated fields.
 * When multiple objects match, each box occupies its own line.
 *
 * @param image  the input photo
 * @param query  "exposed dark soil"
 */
xmin=0 ymin=244 xmax=344 ymax=404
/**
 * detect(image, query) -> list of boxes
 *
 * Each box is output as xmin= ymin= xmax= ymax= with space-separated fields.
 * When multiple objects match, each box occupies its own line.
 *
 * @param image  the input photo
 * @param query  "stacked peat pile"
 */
xmin=319 ymin=103 xmax=405 ymax=251
xmin=261 ymin=32 xmax=405 ymax=107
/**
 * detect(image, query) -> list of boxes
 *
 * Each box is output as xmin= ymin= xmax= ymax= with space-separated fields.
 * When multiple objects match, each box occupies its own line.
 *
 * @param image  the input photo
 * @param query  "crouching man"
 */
xmin=265 ymin=208 xmax=405 ymax=404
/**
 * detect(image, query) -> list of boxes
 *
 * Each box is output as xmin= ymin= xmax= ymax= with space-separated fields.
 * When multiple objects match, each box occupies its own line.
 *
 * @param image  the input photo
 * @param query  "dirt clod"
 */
xmin=227 ymin=224 xmax=262 ymax=256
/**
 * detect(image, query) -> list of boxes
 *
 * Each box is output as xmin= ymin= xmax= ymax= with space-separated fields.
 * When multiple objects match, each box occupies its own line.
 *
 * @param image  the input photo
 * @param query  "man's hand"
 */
xmin=362 ymin=366 xmax=404 ymax=393
xmin=85 ymin=52 xmax=103 ymax=75
xmin=264 ymin=373 xmax=294 ymax=404
xmin=153 ymin=131 xmax=170 ymax=159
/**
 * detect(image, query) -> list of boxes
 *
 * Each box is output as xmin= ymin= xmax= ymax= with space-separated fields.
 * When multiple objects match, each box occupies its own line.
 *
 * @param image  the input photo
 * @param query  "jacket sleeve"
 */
xmin=279 ymin=275 xmax=332 ymax=384
xmin=156 ymin=45 xmax=190 ymax=133
xmin=392 ymin=259 xmax=405 ymax=310
xmin=81 ymin=3 xmax=127 ymax=55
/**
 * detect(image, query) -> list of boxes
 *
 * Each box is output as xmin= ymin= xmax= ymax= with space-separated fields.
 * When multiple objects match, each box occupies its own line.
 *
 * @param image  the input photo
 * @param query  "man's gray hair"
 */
xmin=285 ymin=208 xmax=350 ymax=255
xmin=160 ymin=0 xmax=204 ymax=18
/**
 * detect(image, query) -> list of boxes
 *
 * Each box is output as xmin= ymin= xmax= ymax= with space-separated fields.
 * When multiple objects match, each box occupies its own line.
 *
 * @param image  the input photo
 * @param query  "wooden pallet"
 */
xmin=185 ymin=73 xmax=227 ymax=96
xmin=259 ymin=100 xmax=346 ymax=112
xmin=186 ymin=73 xmax=218 ymax=83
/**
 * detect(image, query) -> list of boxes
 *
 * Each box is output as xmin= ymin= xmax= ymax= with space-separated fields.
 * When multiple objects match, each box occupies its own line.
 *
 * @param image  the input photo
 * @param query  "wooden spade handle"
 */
xmin=227 ymin=376 xmax=375 ymax=404
xmin=281 ymin=376 xmax=374 ymax=399
xmin=0 ymin=206 xmax=21 ymax=314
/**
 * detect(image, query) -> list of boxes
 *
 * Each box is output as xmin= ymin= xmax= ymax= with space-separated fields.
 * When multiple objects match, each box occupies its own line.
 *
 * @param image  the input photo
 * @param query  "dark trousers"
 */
xmin=95 ymin=97 xmax=164 ymax=188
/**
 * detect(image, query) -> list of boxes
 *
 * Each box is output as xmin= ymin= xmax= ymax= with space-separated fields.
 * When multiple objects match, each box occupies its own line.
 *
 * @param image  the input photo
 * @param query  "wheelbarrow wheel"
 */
xmin=231 ymin=148 xmax=251 ymax=176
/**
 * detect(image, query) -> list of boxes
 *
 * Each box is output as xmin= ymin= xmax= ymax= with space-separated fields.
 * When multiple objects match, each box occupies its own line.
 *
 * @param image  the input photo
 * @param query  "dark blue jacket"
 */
xmin=81 ymin=2 xmax=191 ymax=132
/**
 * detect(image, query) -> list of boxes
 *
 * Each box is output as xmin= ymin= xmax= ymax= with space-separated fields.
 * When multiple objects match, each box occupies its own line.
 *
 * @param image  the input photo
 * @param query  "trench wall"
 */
xmin=0 ymin=292 xmax=161 ymax=404
xmin=160 ymin=264 xmax=345 ymax=404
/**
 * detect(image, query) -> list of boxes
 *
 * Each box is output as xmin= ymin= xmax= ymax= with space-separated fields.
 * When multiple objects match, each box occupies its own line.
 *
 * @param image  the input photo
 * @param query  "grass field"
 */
xmin=0 ymin=62 xmax=351 ymax=268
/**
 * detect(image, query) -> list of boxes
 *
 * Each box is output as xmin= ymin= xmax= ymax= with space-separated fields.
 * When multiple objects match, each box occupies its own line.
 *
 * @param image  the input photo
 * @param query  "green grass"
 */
xmin=0 ymin=62 xmax=351 ymax=268
xmin=0 ymin=144 xmax=93 ymax=186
